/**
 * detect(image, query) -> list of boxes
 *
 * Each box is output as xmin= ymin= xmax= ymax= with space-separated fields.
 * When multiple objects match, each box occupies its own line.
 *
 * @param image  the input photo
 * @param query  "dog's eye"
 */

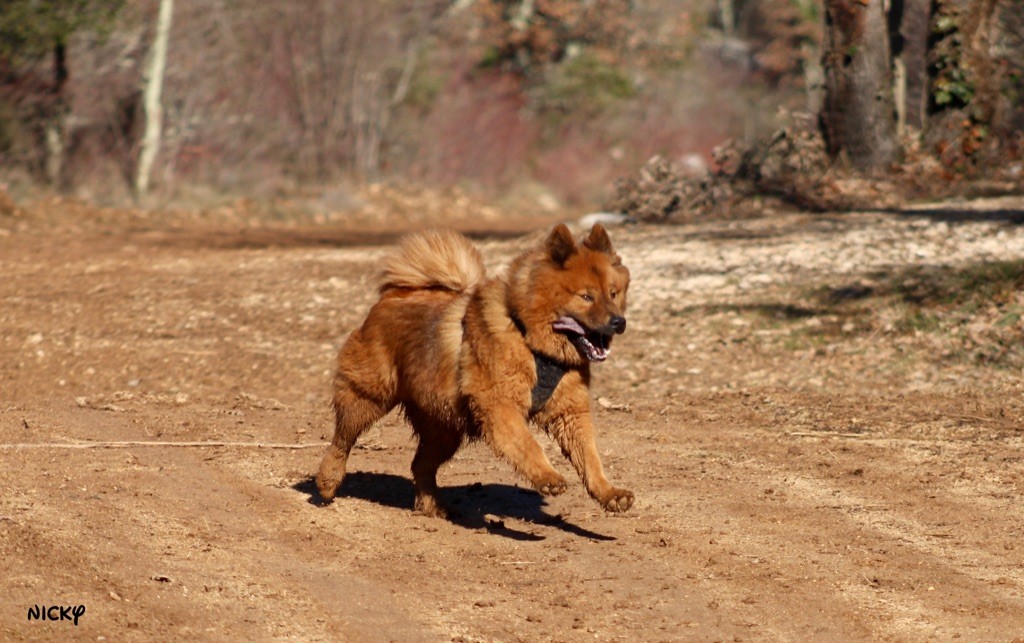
xmin=579 ymin=293 xmax=594 ymax=302
xmin=611 ymin=290 xmax=618 ymax=299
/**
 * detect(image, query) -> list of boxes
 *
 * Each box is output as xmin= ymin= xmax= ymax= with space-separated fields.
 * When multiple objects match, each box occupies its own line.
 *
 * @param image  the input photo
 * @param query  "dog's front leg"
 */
xmin=473 ymin=401 xmax=568 ymax=495
xmin=545 ymin=411 xmax=634 ymax=512
xmin=536 ymin=380 xmax=633 ymax=512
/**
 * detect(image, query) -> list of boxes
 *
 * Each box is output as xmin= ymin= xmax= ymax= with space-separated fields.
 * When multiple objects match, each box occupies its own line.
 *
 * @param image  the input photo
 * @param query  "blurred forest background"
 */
xmin=0 ymin=0 xmax=1021 ymax=216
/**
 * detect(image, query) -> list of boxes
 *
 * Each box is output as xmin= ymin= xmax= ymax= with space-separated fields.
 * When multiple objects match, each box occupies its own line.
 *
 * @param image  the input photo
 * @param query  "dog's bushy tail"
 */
xmin=380 ymin=230 xmax=486 ymax=294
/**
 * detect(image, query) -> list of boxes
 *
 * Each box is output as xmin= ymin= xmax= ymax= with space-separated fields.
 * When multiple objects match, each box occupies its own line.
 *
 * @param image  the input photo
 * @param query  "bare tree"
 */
xmin=135 ymin=0 xmax=173 ymax=197
xmin=236 ymin=1 xmax=412 ymax=181
xmin=0 ymin=0 xmax=125 ymax=186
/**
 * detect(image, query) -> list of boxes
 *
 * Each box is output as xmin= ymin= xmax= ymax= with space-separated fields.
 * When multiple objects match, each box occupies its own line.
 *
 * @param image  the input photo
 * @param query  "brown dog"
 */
xmin=315 ymin=224 xmax=633 ymax=517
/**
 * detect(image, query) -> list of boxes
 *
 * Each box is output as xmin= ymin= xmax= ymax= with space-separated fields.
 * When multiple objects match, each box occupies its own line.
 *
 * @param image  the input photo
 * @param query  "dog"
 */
xmin=315 ymin=223 xmax=633 ymax=517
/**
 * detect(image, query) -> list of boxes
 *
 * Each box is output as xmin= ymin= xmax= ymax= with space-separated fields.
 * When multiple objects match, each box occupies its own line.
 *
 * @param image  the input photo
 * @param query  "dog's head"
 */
xmin=536 ymin=223 xmax=630 ymax=363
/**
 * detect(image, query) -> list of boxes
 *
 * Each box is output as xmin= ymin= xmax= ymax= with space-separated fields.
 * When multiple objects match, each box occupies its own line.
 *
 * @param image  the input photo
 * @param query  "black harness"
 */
xmin=510 ymin=312 xmax=568 ymax=415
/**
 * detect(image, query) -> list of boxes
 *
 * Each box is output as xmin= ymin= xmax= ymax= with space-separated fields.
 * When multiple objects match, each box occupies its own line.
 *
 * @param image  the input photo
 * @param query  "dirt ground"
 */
xmin=2 ymin=195 xmax=1024 ymax=642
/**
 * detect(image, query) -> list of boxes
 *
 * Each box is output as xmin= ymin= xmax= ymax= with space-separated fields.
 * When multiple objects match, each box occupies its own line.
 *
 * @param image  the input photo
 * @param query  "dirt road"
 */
xmin=2 ymin=198 xmax=1023 ymax=641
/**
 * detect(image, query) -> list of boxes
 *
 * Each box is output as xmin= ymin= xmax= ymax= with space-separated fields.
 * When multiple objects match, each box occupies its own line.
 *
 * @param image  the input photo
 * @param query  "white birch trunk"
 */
xmin=135 ymin=0 xmax=174 ymax=197
xmin=44 ymin=122 xmax=64 ymax=187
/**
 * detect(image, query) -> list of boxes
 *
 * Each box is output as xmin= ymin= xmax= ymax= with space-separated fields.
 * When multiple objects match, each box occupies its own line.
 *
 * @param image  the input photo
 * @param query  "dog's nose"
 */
xmin=610 ymin=315 xmax=626 ymax=334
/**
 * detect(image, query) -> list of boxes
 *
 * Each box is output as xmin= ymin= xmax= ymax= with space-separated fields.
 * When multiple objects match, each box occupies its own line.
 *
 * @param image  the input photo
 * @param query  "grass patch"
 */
xmin=669 ymin=302 xmax=819 ymax=321
xmin=891 ymin=261 xmax=1024 ymax=306
xmin=811 ymin=259 xmax=1024 ymax=367
xmin=667 ymin=260 xmax=1024 ymax=369
xmin=533 ymin=53 xmax=635 ymax=124
xmin=892 ymin=308 xmax=942 ymax=334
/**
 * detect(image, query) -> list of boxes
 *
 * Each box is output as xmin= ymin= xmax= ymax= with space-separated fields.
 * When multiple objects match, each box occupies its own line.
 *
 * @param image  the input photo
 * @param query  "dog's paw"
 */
xmin=415 ymin=494 xmax=452 ymax=520
xmin=314 ymin=474 xmax=340 ymax=503
xmin=600 ymin=488 xmax=634 ymax=513
xmin=535 ymin=472 xmax=568 ymax=496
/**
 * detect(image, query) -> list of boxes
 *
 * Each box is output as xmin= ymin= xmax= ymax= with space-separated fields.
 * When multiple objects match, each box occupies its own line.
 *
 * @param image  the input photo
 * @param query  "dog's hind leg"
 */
xmin=408 ymin=413 xmax=463 ymax=518
xmin=313 ymin=362 xmax=393 ymax=501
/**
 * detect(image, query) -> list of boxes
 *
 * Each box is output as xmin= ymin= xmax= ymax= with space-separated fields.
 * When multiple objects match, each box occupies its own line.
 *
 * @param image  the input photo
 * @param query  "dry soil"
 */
xmin=2 ymin=197 xmax=1024 ymax=641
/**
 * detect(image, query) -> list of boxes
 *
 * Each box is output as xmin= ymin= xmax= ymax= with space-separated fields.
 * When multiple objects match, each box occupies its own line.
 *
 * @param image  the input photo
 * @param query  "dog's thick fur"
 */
xmin=315 ymin=224 xmax=633 ymax=517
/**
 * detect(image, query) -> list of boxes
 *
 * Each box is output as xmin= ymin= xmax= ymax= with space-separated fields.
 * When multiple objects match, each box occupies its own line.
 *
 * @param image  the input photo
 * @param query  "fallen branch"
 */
xmin=789 ymin=432 xmax=867 ymax=439
xmin=0 ymin=441 xmax=328 ymax=449
xmin=948 ymin=414 xmax=998 ymax=424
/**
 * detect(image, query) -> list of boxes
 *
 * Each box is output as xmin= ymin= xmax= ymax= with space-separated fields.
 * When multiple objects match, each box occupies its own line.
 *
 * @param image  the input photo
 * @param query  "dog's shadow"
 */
xmin=292 ymin=472 xmax=615 ymax=542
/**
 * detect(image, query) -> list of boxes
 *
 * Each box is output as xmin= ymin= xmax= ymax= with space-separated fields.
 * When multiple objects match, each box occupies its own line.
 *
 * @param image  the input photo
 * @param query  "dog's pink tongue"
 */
xmin=552 ymin=316 xmax=586 ymax=334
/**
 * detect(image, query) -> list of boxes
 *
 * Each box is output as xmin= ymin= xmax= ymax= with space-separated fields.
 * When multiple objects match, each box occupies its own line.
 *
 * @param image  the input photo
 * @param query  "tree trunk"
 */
xmin=959 ymin=0 xmax=998 ymax=124
xmin=718 ymin=0 xmax=736 ymax=35
xmin=44 ymin=42 xmax=69 ymax=187
xmin=890 ymin=0 xmax=932 ymax=132
xmin=135 ymin=0 xmax=174 ymax=198
xmin=820 ymin=0 xmax=900 ymax=171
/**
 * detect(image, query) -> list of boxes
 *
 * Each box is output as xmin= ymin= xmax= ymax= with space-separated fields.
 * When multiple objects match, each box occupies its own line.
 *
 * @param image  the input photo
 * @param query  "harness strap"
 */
xmin=531 ymin=351 xmax=567 ymax=414
xmin=509 ymin=312 xmax=568 ymax=415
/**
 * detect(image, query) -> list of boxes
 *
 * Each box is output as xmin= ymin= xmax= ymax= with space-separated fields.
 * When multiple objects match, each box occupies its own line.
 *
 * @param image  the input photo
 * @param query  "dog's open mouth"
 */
xmin=552 ymin=316 xmax=612 ymax=362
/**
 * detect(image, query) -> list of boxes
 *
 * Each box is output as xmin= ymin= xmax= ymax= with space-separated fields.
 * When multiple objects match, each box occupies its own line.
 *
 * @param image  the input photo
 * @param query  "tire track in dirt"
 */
xmin=658 ymin=414 xmax=1024 ymax=640
xmin=622 ymin=446 xmax=884 ymax=639
xmin=737 ymin=430 xmax=1024 ymax=591
xmin=1 ymin=441 xmax=434 ymax=641
xmin=596 ymin=393 xmax=1024 ymax=639
xmin=750 ymin=466 xmax=1024 ymax=638
xmin=644 ymin=471 xmax=1013 ymax=640
xmin=123 ymin=446 xmax=437 ymax=641
xmin=773 ymin=461 xmax=1021 ymax=572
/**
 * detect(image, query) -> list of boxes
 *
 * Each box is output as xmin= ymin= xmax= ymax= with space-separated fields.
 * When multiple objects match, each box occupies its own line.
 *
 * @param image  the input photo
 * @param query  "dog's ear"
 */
xmin=545 ymin=224 xmax=577 ymax=266
xmin=583 ymin=223 xmax=614 ymax=255
xmin=583 ymin=223 xmax=623 ymax=265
